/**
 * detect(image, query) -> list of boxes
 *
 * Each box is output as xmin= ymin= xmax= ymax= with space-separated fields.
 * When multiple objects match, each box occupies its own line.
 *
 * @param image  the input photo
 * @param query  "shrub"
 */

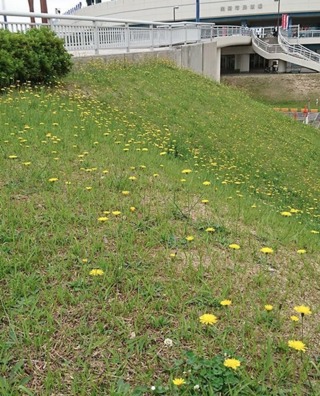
xmin=0 ymin=27 xmax=72 ymax=87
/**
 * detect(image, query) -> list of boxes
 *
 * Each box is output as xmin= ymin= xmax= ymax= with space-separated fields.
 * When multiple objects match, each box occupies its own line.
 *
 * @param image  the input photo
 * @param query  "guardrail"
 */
xmin=278 ymin=28 xmax=320 ymax=63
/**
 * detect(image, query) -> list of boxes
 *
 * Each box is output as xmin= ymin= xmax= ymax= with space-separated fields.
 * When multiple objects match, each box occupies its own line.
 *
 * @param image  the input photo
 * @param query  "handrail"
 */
xmin=251 ymin=29 xmax=283 ymax=54
xmin=278 ymin=28 xmax=320 ymax=63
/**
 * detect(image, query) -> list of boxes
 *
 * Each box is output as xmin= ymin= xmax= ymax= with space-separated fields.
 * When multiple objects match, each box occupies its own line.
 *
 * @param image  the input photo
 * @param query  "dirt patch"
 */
xmin=221 ymin=73 xmax=320 ymax=105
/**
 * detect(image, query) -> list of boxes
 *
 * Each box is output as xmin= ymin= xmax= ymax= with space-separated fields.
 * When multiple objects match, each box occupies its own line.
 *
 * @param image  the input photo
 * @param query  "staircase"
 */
xmin=251 ymin=29 xmax=320 ymax=72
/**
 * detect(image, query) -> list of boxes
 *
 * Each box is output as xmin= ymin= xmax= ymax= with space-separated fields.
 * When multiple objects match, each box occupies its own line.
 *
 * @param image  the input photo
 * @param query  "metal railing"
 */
xmin=278 ymin=28 xmax=320 ymax=64
xmin=251 ymin=30 xmax=283 ymax=54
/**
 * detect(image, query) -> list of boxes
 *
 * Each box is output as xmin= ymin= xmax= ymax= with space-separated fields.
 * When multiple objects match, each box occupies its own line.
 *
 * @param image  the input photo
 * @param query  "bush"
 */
xmin=0 ymin=27 xmax=72 ymax=87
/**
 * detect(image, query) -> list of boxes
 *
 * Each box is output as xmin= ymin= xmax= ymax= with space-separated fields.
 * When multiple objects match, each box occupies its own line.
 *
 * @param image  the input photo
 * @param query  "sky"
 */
xmin=1 ymin=0 xmax=97 ymax=15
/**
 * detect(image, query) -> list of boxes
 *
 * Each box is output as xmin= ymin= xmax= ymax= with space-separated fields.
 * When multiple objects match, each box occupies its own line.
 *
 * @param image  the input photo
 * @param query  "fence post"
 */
xmin=169 ymin=24 xmax=172 ymax=48
xmin=150 ymin=24 xmax=154 ymax=51
xmin=93 ymin=21 xmax=99 ymax=55
xmin=210 ymin=24 xmax=213 ymax=41
xmin=125 ymin=23 xmax=130 ymax=52
xmin=184 ymin=23 xmax=187 ymax=45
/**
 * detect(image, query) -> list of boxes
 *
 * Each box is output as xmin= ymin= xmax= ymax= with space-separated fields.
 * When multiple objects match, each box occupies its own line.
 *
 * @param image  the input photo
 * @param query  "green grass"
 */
xmin=0 ymin=60 xmax=319 ymax=395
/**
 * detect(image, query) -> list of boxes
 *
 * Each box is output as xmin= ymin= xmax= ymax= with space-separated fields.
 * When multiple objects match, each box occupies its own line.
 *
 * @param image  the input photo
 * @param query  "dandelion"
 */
xmin=186 ymin=235 xmax=194 ymax=242
xmin=220 ymin=300 xmax=232 ymax=306
xmin=153 ymin=173 xmax=159 ymax=177
xmin=260 ymin=247 xmax=273 ymax=254
xmin=311 ymin=230 xmax=319 ymax=234
xmin=203 ymin=181 xmax=211 ymax=186
xmin=229 ymin=243 xmax=240 ymax=250
xmin=199 ymin=313 xmax=218 ymax=325
xmin=280 ymin=211 xmax=292 ymax=217
xmin=98 ymin=217 xmax=108 ymax=222
xmin=181 ymin=169 xmax=192 ymax=174
xmin=224 ymin=358 xmax=241 ymax=370
xmin=130 ymin=206 xmax=136 ymax=212
xmin=164 ymin=338 xmax=173 ymax=347
xmin=170 ymin=252 xmax=177 ymax=258
xmin=205 ymin=227 xmax=215 ymax=233
xmin=264 ymin=305 xmax=273 ymax=311
xmin=85 ymin=186 xmax=92 ymax=190
xmin=89 ymin=269 xmax=104 ymax=276
xmin=122 ymin=191 xmax=130 ymax=196
xmin=288 ymin=340 xmax=307 ymax=352
xmin=129 ymin=176 xmax=137 ymax=181
xmin=112 ymin=211 xmax=121 ymax=216
xmin=297 ymin=249 xmax=306 ymax=254
xmin=180 ymin=178 xmax=186 ymax=182
xmin=294 ymin=305 xmax=312 ymax=316
xmin=290 ymin=315 xmax=299 ymax=322
xmin=48 ymin=178 xmax=58 ymax=182
xmin=22 ymin=162 xmax=31 ymax=166
xmin=8 ymin=155 xmax=18 ymax=159
xmin=201 ymin=199 xmax=209 ymax=204
xmin=172 ymin=378 xmax=186 ymax=386
xmin=82 ymin=258 xmax=88 ymax=263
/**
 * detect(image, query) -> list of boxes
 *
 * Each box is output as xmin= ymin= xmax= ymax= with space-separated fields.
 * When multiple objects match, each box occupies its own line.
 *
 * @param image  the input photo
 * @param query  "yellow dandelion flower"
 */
xmin=160 ymin=152 xmax=167 ymax=156
xmin=297 ymin=249 xmax=306 ymax=254
xmin=98 ymin=217 xmax=108 ymax=222
xmin=153 ymin=173 xmax=159 ymax=177
xmin=22 ymin=162 xmax=31 ymax=166
xmin=89 ymin=269 xmax=104 ymax=276
xmin=205 ymin=227 xmax=215 ymax=233
xmin=220 ymin=300 xmax=232 ymax=306
xmin=180 ymin=178 xmax=186 ymax=182
xmin=82 ymin=259 xmax=88 ymax=263
xmin=288 ymin=340 xmax=307 ymax=352
xmin=311 ymin=230 xmax=319 ymax=234
xmin=294 ymin=306 xmax=312 ymax=316
xmin=199 ymin=313 xmax=218 ymax=325
xmin=229 ymin=243 xmax=240 ymax=250
xmin=201 ymin=199 xmax=209 ymax=204
xmin=224 ymin=358 xmax=241 ymax=370
xmin=186 ymin=235 xmax=194 ymax=242
xmin=122 ymin=191 xmax=130 ymax=196
xmin=290 ymin=315 xmax=299 ymax=322
xmin=290 ymin=208 xmax=299 ymax=213
xmin=203 ymin=181 xmax=211 ymax=186
xmin=8 ymin=155 xmax=18 ymax=159
xmin=260 ymin=247 xmax=273 ymax=254
xmin=280 ymin=211 xmax=292 ymax=217
xmin=129 ymin=176 xmax=137 ymax=181
xmin=102 ymin=170 xmax=109 ymax=174
xmin=48 ymin=178 xmax=58 ymax=182
xmin=85 ymin=186 xmax=92 ymax=191
xmin=170 ymin=252 xmax=177 ymax=258
xmin=172 ymin=378 xmax=186 ymax=386
xmin=130 ymin=206 xmax=136 ymax=212
xmin=181 ymin=169 xmax=192 ymax=174
xmin=264 ymin=305 xmax=273 ymax=311
xmin=112 ymin=211 xmax=121 ymax=216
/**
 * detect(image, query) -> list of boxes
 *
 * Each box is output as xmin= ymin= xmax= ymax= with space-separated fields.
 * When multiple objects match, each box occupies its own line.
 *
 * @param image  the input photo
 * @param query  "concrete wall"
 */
xmin=74 ymin=42 xmax=222 ymax=82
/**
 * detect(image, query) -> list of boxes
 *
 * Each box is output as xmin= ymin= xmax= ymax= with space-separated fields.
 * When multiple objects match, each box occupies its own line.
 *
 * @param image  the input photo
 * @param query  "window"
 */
xmin=250 ymin=4 xmax=255 ymax=10
xmin=221 ymin=6 xmax=225 ymax=11
xmin=228 ymin=6 xmax=232 ymax=11
xmin=235 ymin=6 xmax=240 ymax=10
xmin=243 ymin=5 xmax=247 ymax=10
xmin=258 ymin=4 xmax=263 ymax=9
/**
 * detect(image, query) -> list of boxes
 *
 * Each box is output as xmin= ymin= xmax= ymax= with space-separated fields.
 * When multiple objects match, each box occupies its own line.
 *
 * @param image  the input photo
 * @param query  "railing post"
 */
xmin=210 ymin=24 xmax=213 ymax=41
xmin=150 ymin=24 xmax=154 ymax=51
xmin=169 ymin=24 xmax=172 ymax=48
xmin=125 ymin=22 xmax=130 ymax=52
xmin=93 ymin=21 xmax=99 ymax=55
xmin=184 ymin=23 xmax=187 ymax=45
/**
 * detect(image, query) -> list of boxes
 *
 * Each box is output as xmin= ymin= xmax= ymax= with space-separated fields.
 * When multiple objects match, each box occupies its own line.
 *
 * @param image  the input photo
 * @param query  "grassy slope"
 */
xmin=0 ymin=61 xmax=319 ymax=395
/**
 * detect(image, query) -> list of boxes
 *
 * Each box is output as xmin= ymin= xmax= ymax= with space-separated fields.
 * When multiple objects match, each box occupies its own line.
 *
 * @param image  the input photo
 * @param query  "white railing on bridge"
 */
xmin=278 ymin=28 xmax=320 ymax=64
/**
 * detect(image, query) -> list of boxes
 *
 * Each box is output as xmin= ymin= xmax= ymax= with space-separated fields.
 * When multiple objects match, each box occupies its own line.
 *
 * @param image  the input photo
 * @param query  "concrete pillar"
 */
xmin=235 ymin=53 xmax=250 ymax=72
xmin=278 ymin=59 xmax=287 ymax=73
xmin=203 ymin=41 xmax=218 ymax=81
xmin=212 ymin=47 xmax=221 ymax=82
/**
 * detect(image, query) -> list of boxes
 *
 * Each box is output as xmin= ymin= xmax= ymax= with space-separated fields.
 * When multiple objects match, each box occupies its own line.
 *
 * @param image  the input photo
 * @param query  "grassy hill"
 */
xmin=0 ymin=60 xmax=319 ymax=395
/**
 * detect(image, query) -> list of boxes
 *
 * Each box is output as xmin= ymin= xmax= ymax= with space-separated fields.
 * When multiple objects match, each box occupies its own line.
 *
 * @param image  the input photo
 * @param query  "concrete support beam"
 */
xmin=278 ymin=59 xmax=287 ymax=72
xmin=235 ymin=53 xmax=250 ymax=72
